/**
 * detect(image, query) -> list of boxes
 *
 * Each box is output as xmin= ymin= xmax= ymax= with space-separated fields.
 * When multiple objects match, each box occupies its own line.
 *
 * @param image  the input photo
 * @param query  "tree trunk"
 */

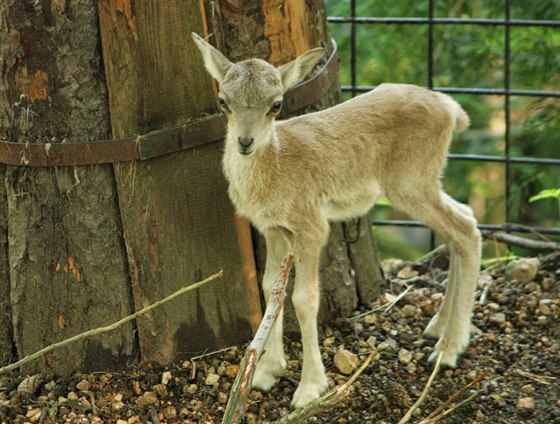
xmin=0 ymin=0 xmax=135 ymax=373
xmin=210 ymin=0 xmax=384 ymax=331
xmin=0 ymin=163 xmax=12 ymax=365
xmin=98 ymin=1 xmax=262 ymax=365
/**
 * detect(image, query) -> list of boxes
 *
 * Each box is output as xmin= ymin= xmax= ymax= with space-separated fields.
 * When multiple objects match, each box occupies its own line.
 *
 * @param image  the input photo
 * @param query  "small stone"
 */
xmin=218 ymin=391 xmax=229 ymax=404
xmin=521 ymin=384 xmax=535 ymax=395
xmin=132 ymin=380 xmax=142 ymax=396
xmin=364 ymin=314 xmax=377 ymax=324
xmin=524 ymin=282 xmax=540 ymax=293
xmin=112 ymin=401 xmax=125 ymax=410
xmin=397 ymin=266 xmax=418 ymax=279
xmin=128 ymin=418 xmax=140 ymax=424
xmin=366 ymin=336 xmax=377 ymax=349
xmin=67 ymin=391 xmax=78 ymax=401
xmin=25 ymin=408 xmax=42 ymax=423
xmin=163 ymin=406 xmax=177 ymax=419
xmin=398 ymin=349 xmax=413 ymax=364
xmin=323 ymin=336 xmax=336 ymax=347
xmin=116 ymin=420 xmax=128 ymax=424
xmin=205 ymin=372 xmax=220 ymax=386
xmin=516 ymin=397 xmax=535 ymax=416
xmin=505 ymin=258 xmax=539 ymax=283
xmin=152 ymin=383 xmax=168 ymax=397
xmin=17 ymin=375 xmax=43 ymax=397
xmin=44 ymin=380 xmax=57 ymax=392
xmin=76 ymin=379 xmax=91 ymax=392
xmin=334 ymin=348 xmax=359 ymax=375
xmin=538 ymin=302 xmax=551 ymax=315
xmin=184 ymin=384 xmax=198 ymax=394
xmin=225 ymin=364 xmax=240 ymax=378
xmin=487 ymin=302 xmax=500 ymax=312
xmin=113 ymin=393 xmax=123 ymax=402
xmin=135 ymin=391 xmax=158 ymax=407
xmin=406 ymin=362 xmax=417 ymax=374
xmin=400 ymin=304 xmax=417 ymax=318
xmin=537 ymin=316 xmax=548 ymax=326
xmin=161 ymin=371 xmax=172 ymax=385
xmin=489 ymin=312 xmax=506 ymax=324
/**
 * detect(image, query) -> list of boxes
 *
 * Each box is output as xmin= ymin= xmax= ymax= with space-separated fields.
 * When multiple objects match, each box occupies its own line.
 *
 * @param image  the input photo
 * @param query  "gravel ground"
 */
xmin=1 ymin=252 xmax=559 ymax=423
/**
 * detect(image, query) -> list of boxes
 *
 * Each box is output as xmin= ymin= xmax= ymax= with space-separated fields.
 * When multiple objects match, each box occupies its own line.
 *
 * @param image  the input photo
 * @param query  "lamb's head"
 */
xmin=192 ymin=33 xmax=324 ymax=155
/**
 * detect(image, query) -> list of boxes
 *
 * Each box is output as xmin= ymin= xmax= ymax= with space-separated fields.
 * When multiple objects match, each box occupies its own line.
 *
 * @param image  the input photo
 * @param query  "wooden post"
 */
xmin=0 ymin=0 xmax=135 ymax=373
xmin=0 ymin=164 xmax=11 ymax=366
xmin=98 ymin=1 xmax=261 ymax=365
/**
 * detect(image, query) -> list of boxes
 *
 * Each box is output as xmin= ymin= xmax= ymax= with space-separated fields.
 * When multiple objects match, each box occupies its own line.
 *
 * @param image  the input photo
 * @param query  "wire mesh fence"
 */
xmin=326 ymin=0 xmax=560 ymax=256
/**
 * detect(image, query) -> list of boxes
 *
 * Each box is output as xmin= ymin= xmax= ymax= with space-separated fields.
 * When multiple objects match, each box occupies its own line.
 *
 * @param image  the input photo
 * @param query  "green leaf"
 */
xmin=529 ymin=188 xmax=560 ymax=203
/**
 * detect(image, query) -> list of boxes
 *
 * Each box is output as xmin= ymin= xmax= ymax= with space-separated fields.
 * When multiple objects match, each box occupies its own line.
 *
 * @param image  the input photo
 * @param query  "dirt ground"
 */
xmin=1 ymin=252 xmax=559 ymax=423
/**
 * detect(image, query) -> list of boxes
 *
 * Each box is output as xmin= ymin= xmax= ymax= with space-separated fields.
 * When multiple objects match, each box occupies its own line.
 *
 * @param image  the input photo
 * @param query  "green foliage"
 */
xmin=325 ymin=0 xmax=560 ymax=258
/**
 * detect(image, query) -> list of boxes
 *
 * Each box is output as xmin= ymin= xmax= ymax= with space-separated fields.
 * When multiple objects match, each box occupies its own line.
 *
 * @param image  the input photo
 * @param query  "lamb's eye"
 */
xmin=218 ymin=97 xmax=230 ymax=112
xmin=269 ymin=101 xmax=282 ymax=115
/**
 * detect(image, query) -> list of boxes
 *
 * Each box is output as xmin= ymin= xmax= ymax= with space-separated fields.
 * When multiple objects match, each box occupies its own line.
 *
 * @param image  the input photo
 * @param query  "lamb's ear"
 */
xmin=191 ymin=32 xmax=233 ymax=83
xmin=279 ymin=47 xmax=325 ymax=90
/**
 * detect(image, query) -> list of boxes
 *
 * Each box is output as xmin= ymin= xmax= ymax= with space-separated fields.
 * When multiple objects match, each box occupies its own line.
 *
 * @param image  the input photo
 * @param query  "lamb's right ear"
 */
xmin=191 ymin=33 xmax=233 ymax=84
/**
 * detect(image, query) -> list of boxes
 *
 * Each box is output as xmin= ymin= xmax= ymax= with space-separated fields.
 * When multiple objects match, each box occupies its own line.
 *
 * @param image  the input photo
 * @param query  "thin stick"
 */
xmin=483 ymin=231 xmax=560 ymax=252
xmin=425 ymin=369 xmax=489 ymax=420
xmin=351 ymin=285 xmax=414 ymax=320
xmin=421 ymin=390 xmax=480 ymax=424
xmin=397 ymin=340 xmax=447 ymax=424
xmin=0 ymin=271 xmax=224 ymax=375
xmin=277 ymin=350 xmax=377 ymax=424
xmin=222 ymin=252 xmax=294 ymax=424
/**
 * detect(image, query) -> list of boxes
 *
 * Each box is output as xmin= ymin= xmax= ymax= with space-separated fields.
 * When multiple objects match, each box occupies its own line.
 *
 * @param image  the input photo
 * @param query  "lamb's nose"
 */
xmin=238 ymin=136 xmax=254 ymax=149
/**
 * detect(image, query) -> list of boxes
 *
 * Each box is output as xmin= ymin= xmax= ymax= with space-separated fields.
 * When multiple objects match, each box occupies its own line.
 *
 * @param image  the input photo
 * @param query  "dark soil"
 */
xmin=1 ymin=253 xmax=559 ymax=424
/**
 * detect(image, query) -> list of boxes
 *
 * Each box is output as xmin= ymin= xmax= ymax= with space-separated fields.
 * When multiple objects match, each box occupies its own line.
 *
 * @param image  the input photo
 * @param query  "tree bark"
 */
xmin=0 ymin=0 xmax=134 ymax=373
xmin=210 ymin=0 xmax=384 ymax=331
xmin=98 ymin=0 xmax=262 ymax=365
xmin=0 ymin=164 xmax=12 ymax=365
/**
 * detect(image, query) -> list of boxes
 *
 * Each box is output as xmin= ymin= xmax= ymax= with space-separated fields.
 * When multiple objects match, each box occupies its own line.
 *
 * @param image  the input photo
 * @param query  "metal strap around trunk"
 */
xmin=0 ymin=40 xmax=339 ymax=167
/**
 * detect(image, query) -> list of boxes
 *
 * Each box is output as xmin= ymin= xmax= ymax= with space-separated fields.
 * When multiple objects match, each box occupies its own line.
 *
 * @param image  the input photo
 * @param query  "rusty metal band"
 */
xmin=0 ymin=40 xmax=339 ymax=167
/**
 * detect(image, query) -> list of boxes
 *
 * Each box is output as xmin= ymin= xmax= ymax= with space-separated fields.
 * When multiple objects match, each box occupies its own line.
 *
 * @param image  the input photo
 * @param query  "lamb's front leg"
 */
xmin=291 ymin=229 xmax=329 ymax=408
xmin=253 ymin=228 xmax=290 ymax=391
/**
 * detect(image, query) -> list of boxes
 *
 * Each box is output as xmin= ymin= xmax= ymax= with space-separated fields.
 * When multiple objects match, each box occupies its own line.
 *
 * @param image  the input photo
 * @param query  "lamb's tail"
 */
xmin=453 ymin=102 xmax=470 ymax=132
xmin=439 ymin=92 xmax=470 ymax=132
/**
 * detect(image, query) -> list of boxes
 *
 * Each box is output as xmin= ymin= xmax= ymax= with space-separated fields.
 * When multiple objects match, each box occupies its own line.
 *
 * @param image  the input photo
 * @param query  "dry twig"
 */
xmin=222 ymin=252 xmax=295 ymax=424
xmin=397 ymin=339 xmax=447 ymax=424
xmin=277 ymin=350 xmax=377 ymax=424
xmin=484 ymin=231 xmax=560 ymax=252
xmin=0 ymin=271 xmax=224 ymax=375
xmin=421 ymin=369 xmax=489 ymax=422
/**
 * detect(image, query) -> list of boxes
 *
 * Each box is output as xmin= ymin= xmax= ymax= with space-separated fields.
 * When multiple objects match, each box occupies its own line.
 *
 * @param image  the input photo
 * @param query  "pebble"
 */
xmin=205 ymin=372 xmax=220 ymax=386
xmin=516 ymin=396 xmax=535 ymax=416
xmin=163 ymin=405 xmax=177 ymax=419
xmin=152 ymin=383 xmax=168 ymax=397
xmin=225 ymin=364 xmax=240 ymax=378
xmin=17 ymin=375 xmax=43 ymax=397
xmin=505 ymin=258 xmax=540 ymax=283
xmin=489 ymin=312 xmax=506 ymax=324
xmin=76 ymin=379 xmax=91 ymax=392
xmin=521 ymin=384 xmax=535 ymax=395
xmin=398 ymin=349 xmax=413 ymax=364
xmin=400 ymin=304 xmax=417 ymax=318
xmin=334 ymin=348 xmax=359 ymax=375
xmin=161 ymin=371 xmax=172 ymax=385
xmin=135 ymin=391 xmax=158 ymax=407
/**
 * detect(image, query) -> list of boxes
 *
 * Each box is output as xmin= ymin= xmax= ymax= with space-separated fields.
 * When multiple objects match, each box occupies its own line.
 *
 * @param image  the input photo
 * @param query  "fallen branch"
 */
xmin=0 ymin=270 xmax=224 ymax=375
xmin=398 ymin=340 xmax=447 ymax=424
xmin=222 ymin=252 xmax=295 ymax=424
xmin=277 ymin=350 xmax=377 ymax=424
xmin=484 ymin=231 xmax=560 ymax=252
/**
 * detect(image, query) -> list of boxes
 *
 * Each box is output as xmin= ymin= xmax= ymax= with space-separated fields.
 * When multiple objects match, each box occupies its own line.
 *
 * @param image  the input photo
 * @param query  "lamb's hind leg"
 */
xmin=253 ymin=227 xmax=291 ymax=391
xmin=391 ymin=189 xmax=481 ymax=366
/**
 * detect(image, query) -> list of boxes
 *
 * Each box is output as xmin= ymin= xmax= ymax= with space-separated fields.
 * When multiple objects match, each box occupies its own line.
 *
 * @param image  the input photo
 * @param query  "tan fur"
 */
xmin=192 ymin=33 xmax=481 ymax=408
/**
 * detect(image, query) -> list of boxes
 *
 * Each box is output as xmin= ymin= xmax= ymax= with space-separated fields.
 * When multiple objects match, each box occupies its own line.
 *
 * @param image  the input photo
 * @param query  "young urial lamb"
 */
xmin=192 ymin=33 xmax=481 ymax=408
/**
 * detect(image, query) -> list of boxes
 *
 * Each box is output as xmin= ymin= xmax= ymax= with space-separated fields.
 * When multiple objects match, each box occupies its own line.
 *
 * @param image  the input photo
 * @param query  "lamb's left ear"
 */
xmin=279 ymin=47 xmax=325 ymax=90
xmin=191 ymin=32 xmax=233 ymax=84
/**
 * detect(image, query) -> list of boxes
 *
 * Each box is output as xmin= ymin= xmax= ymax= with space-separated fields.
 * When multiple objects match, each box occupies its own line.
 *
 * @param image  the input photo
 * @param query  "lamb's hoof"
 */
xmin=252 ymin=357 xmax=287 ymax=392
xmin=291 ymin=377 xmax=329 ymax=409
